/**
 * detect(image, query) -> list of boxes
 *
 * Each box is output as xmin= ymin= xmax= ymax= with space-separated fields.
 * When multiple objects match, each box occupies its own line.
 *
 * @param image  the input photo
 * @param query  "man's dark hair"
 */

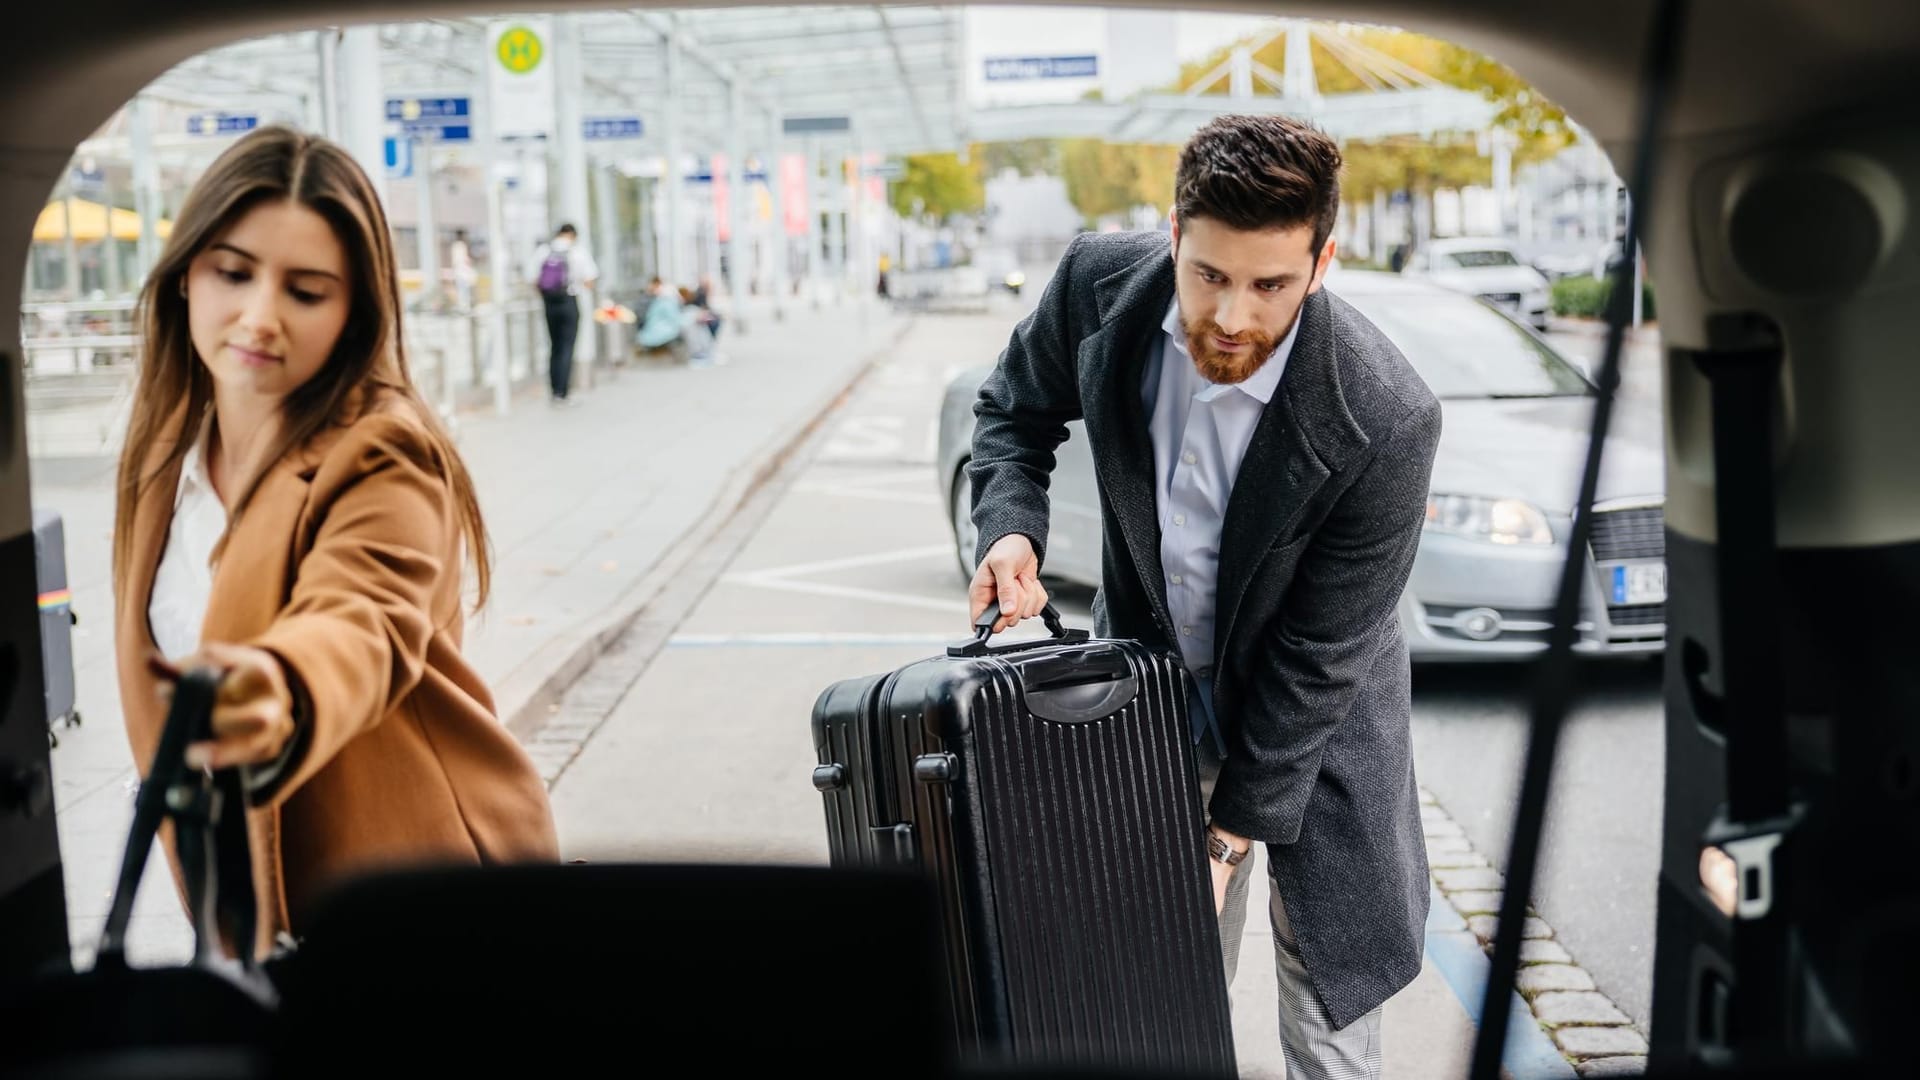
xmin=1174 ymin=115 xmax=1344 ymax=252
xmin=556 ymin=223 xmax=578 ymax=238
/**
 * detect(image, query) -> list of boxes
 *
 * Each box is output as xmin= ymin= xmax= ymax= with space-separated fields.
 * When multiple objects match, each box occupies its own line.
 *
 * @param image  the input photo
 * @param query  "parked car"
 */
xmin=1405 ymin=236 xmax=1554 ymax=331
xmin=938 ymin=267 xmax=1666 ymax=662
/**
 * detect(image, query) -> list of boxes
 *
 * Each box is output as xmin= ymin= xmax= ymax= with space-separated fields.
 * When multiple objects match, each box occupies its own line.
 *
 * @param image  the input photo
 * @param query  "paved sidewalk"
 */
xmin=28 ymin=298 xmax=907 ymax=965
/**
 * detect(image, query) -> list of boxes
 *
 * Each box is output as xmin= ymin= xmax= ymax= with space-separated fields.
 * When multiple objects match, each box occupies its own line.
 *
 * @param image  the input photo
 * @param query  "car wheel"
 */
xmin=951 ymin=465 xmax=978 ymax=586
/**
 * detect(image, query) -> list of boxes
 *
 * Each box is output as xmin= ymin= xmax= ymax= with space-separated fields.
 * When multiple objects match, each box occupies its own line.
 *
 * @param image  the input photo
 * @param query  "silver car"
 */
xmin=938 ymin=268 xmax=1667 ymax=662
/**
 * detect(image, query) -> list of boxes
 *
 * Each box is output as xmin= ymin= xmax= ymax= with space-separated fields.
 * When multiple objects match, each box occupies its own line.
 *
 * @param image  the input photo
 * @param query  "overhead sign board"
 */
xmin=386 ymin=97 xmax=473 ymax=143
xmin=583 ymin=116 xmax=644 ymax=140
xmin=187 ymin=112 xmax=259 ymax=136
xmin=489 ymin=19 xmax=555 ymax=140
xmin=983 ymin=55 xmax=1099 ymax=81
xmin=782 ymin=115 xmax=851 ymax=136
xmin=386 ymin=97 xmax=469 ymax=123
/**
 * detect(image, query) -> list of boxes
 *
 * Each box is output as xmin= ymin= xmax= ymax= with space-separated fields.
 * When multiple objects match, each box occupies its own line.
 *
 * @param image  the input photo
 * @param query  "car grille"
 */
xmin=1481 ymin=292 xmax=1522 ymax=307
xmin=1609 ymin=604 xmax=1666 ymax=627
xmin=1589 ymin=506 xmax=1664 ymax=563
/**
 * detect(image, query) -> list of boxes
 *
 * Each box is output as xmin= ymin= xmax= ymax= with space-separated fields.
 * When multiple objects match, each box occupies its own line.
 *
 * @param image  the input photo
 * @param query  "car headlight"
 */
xmin=1005 ymin=271 xmax=1026 ymax=288
xmin=1425 ymin=494 xmax=1554 ymax=545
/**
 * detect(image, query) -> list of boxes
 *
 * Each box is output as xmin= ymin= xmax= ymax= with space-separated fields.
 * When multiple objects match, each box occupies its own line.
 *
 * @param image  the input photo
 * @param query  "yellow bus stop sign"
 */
xmin=497 ymin=26 xmax=544 ymax=74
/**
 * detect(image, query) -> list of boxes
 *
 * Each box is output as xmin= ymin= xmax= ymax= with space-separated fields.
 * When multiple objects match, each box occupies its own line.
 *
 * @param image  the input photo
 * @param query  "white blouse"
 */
xmin=148 ymin=415 xmax=228 ymax=660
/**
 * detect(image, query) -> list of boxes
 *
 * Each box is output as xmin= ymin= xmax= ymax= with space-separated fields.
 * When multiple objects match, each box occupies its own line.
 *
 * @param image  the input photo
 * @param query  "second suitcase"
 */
xmin=811 ymin=605 xmax=1235 ymax=1075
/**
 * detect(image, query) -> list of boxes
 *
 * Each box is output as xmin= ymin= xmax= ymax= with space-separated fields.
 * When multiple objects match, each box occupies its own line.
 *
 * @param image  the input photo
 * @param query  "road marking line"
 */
xmin=729 ymin=543 xmax=951 ymax=581
xmin=667 ymin=632 xmax=961 ymax=648
xmin=788 ymin=484 xmax=939 ymax=506
xmin=717 ymin=574 xmax=963 ymax=615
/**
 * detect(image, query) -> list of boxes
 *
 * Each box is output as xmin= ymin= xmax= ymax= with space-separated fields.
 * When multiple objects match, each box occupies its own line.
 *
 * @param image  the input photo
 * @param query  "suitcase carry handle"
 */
xmin=948 ymin=602 xmax=1089 ymax=658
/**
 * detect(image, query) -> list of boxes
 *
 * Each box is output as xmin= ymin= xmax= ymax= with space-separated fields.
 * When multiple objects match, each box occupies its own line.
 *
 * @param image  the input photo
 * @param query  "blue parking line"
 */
xmin=1425 ymin=884 xmax=1577 ymax=1079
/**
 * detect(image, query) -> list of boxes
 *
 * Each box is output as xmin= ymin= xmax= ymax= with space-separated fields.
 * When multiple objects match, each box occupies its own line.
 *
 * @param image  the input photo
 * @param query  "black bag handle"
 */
xmin=97 ymin=666 xmax=260 ymax=976
xmin=947 ymin=602 xmax=1089 ymax=658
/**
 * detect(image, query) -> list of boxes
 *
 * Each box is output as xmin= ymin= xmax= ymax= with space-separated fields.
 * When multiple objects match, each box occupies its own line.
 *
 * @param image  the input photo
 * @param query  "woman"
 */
xmin=635 ymin=276 xmax=684 ymax=355
xmin=114 ymin=126 xmax=559 ymax=959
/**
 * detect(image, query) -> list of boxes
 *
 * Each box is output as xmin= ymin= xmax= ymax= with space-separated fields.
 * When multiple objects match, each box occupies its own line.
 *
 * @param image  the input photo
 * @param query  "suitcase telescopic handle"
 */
xmin=948 ymin=602 xmax=1089 ymax=658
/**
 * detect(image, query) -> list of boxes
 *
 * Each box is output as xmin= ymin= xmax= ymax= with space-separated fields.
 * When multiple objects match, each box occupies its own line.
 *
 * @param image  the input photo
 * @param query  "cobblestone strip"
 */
xmin=1420 ymin=788 xmax=1650 ymax=1078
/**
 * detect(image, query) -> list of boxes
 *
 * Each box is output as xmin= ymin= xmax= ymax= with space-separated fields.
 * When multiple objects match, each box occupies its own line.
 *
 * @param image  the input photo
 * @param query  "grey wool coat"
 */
xmin=967 ymin=230 xmax=1442 ymax=1029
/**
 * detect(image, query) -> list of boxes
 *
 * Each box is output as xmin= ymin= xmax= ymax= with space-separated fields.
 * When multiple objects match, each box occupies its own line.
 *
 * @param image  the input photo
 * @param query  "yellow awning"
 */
xmin=33 ymin=198 xmax=171 ymax=243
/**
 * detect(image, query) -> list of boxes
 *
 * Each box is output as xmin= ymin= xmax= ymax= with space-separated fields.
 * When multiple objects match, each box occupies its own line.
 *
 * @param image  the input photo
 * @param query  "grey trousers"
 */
xmin=1197 ymin=741 xmax=1385 ymax=1080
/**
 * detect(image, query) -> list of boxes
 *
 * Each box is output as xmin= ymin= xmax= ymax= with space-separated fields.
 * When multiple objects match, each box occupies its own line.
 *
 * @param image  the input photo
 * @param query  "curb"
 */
xmin=1425 ymin=885 xmax=1578 ymax=1080
xmin=495 ymin=311 xmax=913 ymax=742
xmin=1421 ymin=789 xmax=1651 ymax=1078
xmin=1546 ymin=317 xmax=1661 ymax=344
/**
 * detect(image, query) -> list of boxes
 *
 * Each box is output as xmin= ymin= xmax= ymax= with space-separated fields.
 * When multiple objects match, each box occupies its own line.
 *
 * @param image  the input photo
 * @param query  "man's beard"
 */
xmin=1182 ymin=318 xmax=1279 ymax=385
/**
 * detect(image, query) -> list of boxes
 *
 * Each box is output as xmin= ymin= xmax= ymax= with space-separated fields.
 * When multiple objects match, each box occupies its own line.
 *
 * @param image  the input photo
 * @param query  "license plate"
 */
xmin=1609 ymin=562 xmax=1666 ymax=605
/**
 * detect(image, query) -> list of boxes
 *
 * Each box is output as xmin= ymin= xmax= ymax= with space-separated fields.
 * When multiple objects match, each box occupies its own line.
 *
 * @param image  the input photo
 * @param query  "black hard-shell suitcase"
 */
xmin=811 ymin=605 xmax=1235 ymax=1075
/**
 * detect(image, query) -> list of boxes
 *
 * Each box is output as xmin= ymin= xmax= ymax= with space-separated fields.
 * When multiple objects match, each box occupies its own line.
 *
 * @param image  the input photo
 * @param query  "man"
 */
xmin=449 ymin=228 xmax=476 ymax=311
xmin=528 ymin=223 xmax=598 ymax=404
xmin=967 ymin=114 xmax=1440 ymax=1079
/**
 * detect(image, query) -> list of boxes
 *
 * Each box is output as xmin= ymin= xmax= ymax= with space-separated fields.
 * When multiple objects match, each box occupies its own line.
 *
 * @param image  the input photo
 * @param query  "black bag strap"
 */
xmin=1469 ymin=1 xmax=1691 ymax=1076
xmin=1694 ymin=342 xmax=1799 ymax=1060
xmin=97 ymin=667 xmax=260 ymax=974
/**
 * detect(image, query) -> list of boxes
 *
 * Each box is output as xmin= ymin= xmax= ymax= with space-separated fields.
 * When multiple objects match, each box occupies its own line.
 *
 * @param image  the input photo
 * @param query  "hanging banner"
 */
xmin=712 ymin=153 xmax=731 ymax=243
xmin=780 ymin=153 xmax=810 ymax=238
xmin=487 ymin=18 xmax=555 ymax=140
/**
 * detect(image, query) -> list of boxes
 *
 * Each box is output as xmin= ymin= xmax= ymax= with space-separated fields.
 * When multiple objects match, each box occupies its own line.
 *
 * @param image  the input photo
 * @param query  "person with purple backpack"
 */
xmin=527 ymin=223 xmax=598 ymax=405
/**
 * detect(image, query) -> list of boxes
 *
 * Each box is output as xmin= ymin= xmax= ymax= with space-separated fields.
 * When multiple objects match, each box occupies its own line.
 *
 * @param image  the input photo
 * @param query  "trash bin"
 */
xmin=31 ymin=508 xmax=79 ymax=742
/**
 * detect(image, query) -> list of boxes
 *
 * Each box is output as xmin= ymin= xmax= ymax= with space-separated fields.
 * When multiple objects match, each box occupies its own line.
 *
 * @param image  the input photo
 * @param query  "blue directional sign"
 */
xmin=383 ymin=138 xmax=414 ymax=179
xmin=187 ymin=112 xmax=259 ymax=136
xmin=983 ymin=55 xmax=1099 ymax=81
xmin=683 ymin=169 xmax=772 ymax=184
xmin=583 ymin=116 xmax=644 ymax=140
xmin=386 ymin=96 xmax=470 ymax=122
xmin=387 ymin=97 xmax=473 ymax=143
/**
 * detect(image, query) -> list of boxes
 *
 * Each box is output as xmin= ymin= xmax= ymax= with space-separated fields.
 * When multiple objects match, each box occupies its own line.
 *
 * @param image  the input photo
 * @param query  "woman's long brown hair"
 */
xmin=112 ymin=125 xmax=492 ymax=611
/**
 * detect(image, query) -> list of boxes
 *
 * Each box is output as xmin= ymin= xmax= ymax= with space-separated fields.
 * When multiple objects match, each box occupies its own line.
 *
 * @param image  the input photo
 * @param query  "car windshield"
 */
xmin=1341 ymin=291 xmax=1593 ymax=399
xmin=1443 ymin=249 xmax=1521 ymax=268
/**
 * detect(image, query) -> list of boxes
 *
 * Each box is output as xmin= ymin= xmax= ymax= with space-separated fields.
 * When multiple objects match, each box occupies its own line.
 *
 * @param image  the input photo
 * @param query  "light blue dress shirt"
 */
xmin=1143 ymin=297 xmax=1301 ymax=754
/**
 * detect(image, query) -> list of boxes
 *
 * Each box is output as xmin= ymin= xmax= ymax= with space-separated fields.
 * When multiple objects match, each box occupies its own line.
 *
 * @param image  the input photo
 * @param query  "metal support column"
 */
xmin=554 ymin=14 xmax=595 ymax=373
xmin=414 ymin=137 xmax=440 ymax=312
xmin=1283 ymin=21 xmax=1318 ymax=100
xmin=315 ymin=29 xmax=342 ymax=138
xmin=593 ymin=162 xmax=621 ymax=296
xmin=339 ymin=26 xmax=387 ymax=208
xmin=726 ymin=78 xmax=748 ymax=331
xmin=474 ymin=31 xmax=514 ymax=417
xmin=662 ymin=18 xmax=685 ymax=287
xmin=803 ymin=136 xmax=821 ymax=304
xmin=764 ymin=110 xmax=788 ymax=316
xmin=59 ymin=181 xmax=78 ymax=301
xmin=130 ymin=96 xmax=162 ymax=284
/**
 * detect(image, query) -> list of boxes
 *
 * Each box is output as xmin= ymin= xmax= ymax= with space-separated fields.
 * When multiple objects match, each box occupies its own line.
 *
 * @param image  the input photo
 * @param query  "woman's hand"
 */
xmin=149 ymin=644 xmax=297 ymax=770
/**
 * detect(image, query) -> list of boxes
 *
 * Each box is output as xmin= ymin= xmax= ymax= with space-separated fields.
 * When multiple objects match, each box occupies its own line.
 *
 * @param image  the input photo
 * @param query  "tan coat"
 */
xmin=115 ymin=398 xmax=559 ymax=958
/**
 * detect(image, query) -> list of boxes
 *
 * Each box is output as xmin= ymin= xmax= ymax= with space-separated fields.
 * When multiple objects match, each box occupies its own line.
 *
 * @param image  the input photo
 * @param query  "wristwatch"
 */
xmin=1207 ymin=830 xmax=1249 ymax=867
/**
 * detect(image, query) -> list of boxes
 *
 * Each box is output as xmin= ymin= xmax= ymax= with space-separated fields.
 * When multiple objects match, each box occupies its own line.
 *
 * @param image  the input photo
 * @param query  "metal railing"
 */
xmin=20 ymin=299 xmax=141 ymax=376
xmin=18 ymin=298 xmax=552 ymax=457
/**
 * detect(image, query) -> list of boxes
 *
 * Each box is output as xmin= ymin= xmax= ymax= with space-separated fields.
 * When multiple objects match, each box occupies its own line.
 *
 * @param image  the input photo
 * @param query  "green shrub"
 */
xmin=1550 ymin=275 xmax=1656 ymax=321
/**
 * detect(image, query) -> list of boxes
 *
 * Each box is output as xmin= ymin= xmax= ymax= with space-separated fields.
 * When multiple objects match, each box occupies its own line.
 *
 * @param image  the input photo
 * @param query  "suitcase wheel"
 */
xmin=811 ymin=763 xmax=847 ymax=792
xmin=912 ymin=753 xmax=957 ymax=784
